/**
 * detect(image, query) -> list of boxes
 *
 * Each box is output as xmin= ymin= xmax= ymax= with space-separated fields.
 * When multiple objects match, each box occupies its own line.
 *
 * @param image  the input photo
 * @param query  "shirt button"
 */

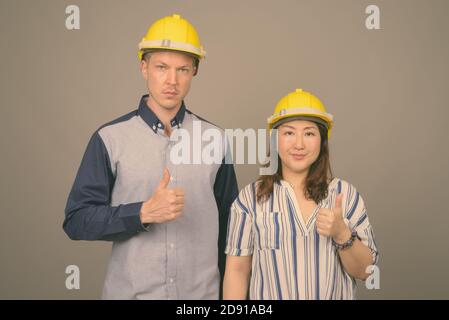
xmin=158 ymin=123 xmax=162 ymax=128
xmin=169 ymin=243 xmax=175 ymax=249
xmin=169 ymin=278 xmax=174 ymax=283
xmin=152 ymin=125 xmax=156 ymax=130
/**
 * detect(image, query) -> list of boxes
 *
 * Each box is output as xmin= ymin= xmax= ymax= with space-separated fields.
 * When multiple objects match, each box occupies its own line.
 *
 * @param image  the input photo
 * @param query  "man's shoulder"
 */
xmin=91 ymin=109 xmax=139 ymax=146
xmin=186 ymin=109 xmax=224 ymax=131
xmin=98 ymin=109 xmax=138 ymax=132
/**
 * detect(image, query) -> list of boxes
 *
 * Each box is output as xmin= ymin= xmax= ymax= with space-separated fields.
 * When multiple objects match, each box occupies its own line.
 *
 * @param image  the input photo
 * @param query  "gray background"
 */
xmin=1 ymin=0 xmax=448 ymax=299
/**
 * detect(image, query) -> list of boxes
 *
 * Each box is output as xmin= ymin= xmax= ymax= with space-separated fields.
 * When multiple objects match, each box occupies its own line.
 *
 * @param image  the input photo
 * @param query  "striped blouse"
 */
xmin=225 ymin=178 xmax=379 ymax=300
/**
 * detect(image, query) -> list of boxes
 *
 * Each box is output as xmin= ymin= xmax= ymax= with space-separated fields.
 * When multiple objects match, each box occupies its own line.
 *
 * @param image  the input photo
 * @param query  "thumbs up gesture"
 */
xmin=140 ymin=168 xmax=185 ymax=224
xmin=316 ymin=193 xmax=351 ymax=243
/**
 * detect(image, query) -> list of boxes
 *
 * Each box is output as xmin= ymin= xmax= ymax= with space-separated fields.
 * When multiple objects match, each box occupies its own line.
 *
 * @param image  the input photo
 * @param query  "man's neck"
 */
xmin=146 ymin=96 xmax=181 ymax=129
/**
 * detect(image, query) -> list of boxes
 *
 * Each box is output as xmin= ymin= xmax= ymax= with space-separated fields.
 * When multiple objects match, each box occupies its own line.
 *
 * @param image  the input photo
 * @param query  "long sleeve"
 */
xmin=339 ymin=179 xmax=379 ymax=265
xmin=213 ymin=158 xmax=239 ymax=297
xmin=63 ymin=131 xmax=147 ymax=242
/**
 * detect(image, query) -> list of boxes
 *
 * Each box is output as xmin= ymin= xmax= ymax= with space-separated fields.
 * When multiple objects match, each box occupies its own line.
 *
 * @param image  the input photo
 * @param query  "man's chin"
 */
xmin=147 ymin=96 xmax=182 ymax=111
xmin=160 ymin=101 xmax=181 ymax=110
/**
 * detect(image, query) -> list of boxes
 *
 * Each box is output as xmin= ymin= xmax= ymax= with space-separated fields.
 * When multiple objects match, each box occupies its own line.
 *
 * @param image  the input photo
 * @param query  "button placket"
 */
xmin=165 ymin=139 xmax=178 ymax=299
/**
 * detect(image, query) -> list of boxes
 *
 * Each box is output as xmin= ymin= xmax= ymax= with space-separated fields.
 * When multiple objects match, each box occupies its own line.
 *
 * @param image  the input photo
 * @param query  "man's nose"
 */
xmin=166 ymin=69 xmax=177 ymax=85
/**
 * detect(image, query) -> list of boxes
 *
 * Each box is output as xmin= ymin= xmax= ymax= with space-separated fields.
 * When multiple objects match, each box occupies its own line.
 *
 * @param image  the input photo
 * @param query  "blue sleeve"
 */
xmin=63 ymin=131 xmax=147 ymax=241
xmin=213 ymin=158 xmax=239 ymax=297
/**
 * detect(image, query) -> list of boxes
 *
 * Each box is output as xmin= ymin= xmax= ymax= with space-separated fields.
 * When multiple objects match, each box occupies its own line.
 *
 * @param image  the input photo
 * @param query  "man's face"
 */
xmin=141 ymin=51 xmax=196 ymax=111
xmin=277 ymin=120 xmax=322 ymax=175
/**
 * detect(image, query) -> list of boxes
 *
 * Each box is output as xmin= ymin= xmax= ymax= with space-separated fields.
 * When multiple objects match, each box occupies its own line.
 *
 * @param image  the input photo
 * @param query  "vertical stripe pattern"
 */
xmin=225 ymin=178 xmax=379 ymax=300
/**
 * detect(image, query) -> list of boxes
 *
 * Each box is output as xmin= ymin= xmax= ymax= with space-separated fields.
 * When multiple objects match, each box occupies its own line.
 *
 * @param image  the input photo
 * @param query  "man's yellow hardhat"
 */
xmin=138 ymin=14 xmax=206 ymax=60
xmin=267 ymin=88 xmax=334 ymax=138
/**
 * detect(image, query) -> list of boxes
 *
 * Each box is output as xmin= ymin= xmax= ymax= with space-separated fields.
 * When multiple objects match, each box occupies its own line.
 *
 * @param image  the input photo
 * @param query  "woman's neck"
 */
xmin=282 ymin=166 xmax=308 ymax=191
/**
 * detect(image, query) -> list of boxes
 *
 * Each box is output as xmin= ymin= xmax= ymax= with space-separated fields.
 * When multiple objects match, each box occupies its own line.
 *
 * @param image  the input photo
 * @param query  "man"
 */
xmin=63 ymin=14 xmax=238 ymax=299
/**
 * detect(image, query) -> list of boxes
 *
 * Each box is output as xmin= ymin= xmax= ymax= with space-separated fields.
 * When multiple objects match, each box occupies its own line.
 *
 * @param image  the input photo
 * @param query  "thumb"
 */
xmin=157 ymin=168 xmax=170 ymax=190
xmin=334 ymin=193 xmax=343 ymax=212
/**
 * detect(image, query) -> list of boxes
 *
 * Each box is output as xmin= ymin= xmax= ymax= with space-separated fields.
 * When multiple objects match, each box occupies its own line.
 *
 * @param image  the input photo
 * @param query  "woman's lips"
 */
xmin=291 ymin=154 xmax=306 ymax=160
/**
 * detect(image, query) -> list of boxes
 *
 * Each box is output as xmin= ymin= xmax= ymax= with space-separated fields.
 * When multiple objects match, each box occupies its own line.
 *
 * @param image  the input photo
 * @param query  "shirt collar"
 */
xmin=137 ymin=94 xmax=186 ymax=133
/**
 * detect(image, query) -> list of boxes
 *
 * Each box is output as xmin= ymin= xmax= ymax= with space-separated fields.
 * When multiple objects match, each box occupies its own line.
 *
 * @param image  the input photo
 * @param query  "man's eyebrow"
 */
xmin=304 ymin=126 xmax=318 ymax=130
xmin=152 ymin=61 xmax=191 ymax=68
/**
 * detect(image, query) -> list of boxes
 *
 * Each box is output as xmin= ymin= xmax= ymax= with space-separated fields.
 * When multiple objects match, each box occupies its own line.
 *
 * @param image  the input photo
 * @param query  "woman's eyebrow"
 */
xmin=280 ymin=125 xmax=296 ymax=130
xmin=280 ymin=125 xmax=317 ymax=130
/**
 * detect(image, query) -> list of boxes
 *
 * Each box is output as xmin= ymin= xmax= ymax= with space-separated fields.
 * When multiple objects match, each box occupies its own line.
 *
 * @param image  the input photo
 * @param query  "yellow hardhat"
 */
xmin=138 ymin=14 xmax=206 ymax=60
xmin=267 ymin=88 xmax=334 ymax=138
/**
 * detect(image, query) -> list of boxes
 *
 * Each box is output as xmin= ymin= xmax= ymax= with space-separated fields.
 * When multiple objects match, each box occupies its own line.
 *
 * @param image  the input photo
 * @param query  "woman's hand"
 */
xmin=316 ymin=194 xmax=351 ymax=243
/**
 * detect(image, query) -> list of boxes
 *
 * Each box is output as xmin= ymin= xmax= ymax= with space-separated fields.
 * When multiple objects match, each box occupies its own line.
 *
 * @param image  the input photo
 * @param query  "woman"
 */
xmin=224 ymin=88 xmax=378 ymax=300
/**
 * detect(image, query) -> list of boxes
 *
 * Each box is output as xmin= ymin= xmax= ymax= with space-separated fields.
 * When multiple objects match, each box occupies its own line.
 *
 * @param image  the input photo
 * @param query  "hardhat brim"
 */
xmin=272 ymin=115 xmax=330 ymax=130
xmin=138 ymin=39 xmax=206 ymax=59
xmin=267 ymin=107 xmax=333 ymax=129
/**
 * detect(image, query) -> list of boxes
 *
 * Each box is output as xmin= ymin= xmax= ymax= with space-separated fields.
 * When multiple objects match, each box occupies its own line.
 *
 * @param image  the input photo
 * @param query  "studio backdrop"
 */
xmin=1 ymin=0 xmax=448 ymax=299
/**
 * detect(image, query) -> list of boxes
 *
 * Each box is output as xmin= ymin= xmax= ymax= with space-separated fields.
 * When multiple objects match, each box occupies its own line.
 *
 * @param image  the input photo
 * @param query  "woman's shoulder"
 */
xmin=233 ymin=180 xmax=274 ymax=211
xmin=229 ymin=181 xmax=258 ymax=213
xmin=328 ymin=177 xmax=360 ymax=195
xmin=237 ymin=181 xmax=260 ymax=199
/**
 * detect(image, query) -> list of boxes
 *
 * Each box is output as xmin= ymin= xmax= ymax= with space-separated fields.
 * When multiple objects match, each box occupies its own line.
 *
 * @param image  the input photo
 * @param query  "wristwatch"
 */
xmin=332 ymin=230 xmax=360 ymax=251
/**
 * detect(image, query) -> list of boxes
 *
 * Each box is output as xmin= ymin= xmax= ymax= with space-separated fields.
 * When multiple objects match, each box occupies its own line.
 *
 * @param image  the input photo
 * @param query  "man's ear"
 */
xmin=140 ymin=59 xmax=149 ymax=80
xmin=193 ymin=63 xmax=199 ymax=76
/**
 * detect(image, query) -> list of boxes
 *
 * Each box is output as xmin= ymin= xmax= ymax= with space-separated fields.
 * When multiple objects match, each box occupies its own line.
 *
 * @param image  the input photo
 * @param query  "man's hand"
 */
xmin=140 ymin=168 xmax=185 ymax=224
xmin=316 ymin=193 xmax=351 ymax=243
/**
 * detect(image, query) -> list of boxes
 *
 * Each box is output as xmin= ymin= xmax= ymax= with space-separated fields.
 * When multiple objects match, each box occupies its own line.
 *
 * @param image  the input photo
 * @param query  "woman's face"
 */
xmin=277 ymin=120 xmax=321 ymax=175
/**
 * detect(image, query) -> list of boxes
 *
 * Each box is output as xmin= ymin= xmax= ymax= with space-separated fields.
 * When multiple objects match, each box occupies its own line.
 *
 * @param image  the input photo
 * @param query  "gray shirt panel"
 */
xmin=98 ymin=112 xmax=224 ymax=299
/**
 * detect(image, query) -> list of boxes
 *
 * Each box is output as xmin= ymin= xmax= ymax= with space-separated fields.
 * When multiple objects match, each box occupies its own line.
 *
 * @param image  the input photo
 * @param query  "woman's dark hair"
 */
xmin=256 ymin=122 xmax=333 ymax=204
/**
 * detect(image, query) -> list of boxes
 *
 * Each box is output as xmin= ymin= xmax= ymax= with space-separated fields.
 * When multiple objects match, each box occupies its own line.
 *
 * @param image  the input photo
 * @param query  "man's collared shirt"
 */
xmin=64 ymin=95 xmax=238 ymax=299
